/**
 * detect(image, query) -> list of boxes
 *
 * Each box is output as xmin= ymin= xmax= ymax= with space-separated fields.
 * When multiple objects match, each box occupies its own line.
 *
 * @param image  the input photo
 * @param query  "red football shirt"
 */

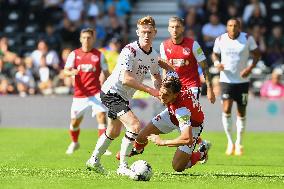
xmin=168 ymin=89 xmax=204 ymax=127
xmin=66 ymin=48 xmax=104 ymax=97
xmin=161 ymin=37 xmax=206 ymax=88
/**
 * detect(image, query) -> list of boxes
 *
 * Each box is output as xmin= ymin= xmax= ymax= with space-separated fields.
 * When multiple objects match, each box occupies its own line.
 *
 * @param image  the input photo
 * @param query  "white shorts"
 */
xmin=152 ymin=108 xmax=203 ymax=155
xmin=70 ymin=93 xmax=107 ymax=119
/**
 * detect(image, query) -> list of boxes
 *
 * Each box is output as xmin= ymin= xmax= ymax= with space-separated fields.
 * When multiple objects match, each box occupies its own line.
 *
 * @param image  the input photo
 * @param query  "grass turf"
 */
xmin=0 ymin=128 xmax=283 ymax=189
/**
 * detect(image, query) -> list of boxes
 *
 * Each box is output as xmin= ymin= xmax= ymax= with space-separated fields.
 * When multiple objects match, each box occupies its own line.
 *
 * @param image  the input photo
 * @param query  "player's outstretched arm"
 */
xmin=158 ymin=58 xmax=175 ymax=72
xmin=148 ymin=126 xmax=193 ymax=147
xmin=122 ymin=70 xmax=159 ymax=97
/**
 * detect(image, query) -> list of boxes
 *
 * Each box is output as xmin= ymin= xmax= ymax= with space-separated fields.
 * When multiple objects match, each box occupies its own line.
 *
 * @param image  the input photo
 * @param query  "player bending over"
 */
xmin=132 ymin=76 xmax=211 ymax=172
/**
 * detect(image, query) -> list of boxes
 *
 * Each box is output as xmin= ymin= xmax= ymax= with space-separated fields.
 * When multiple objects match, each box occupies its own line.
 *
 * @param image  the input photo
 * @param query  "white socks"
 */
xmin=222 ymin=113 xmax=233 ymax=146
xmin=91 ymin=132 xmax=113 ymax=162
xmin=120 ymin=131 xmax=138 ymax=166
xmin=236 ymin=116 xmax=246 ymax=146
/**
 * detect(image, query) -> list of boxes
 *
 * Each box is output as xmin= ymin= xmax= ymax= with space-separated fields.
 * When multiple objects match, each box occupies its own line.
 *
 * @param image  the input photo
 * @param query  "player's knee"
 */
xmin=172 ymin=162 xmax=185 ymax=172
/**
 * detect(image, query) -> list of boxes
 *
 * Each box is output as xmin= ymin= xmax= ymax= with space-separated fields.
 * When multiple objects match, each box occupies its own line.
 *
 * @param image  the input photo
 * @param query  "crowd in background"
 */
xmin=0 ymin=0 xmax=283 ymax=99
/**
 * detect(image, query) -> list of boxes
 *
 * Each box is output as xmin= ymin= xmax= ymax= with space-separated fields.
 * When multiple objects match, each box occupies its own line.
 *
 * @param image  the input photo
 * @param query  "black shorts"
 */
xmin=220 ymin=82 xmax=249 ymax=106
xmin=100 ymin=91 xmax=131 ymax=119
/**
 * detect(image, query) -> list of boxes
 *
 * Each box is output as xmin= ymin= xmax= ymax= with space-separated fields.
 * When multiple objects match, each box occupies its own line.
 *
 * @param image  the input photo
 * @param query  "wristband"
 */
xmin=214 ymin=60 xmax=220 ymax=66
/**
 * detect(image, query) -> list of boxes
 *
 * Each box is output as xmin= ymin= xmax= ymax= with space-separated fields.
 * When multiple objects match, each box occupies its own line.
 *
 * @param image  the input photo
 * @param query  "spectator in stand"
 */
xmin=202 ymin=13 xmax=226 ymax=56
xmin=242 ymin=0 xmax=266 ymax=24
xmin=106 ymin=0 xmax=131 ymax=19
xmin=41 ymin=23 xmax=62 ymax=52
xmin=99 ymin=37 xmax=122 ymax=74
xmin=83 ymin=16 xmax=106 ymax=48
xmin=178 ymin=0 xmax=204 ymax=18
xmin=224 ymin=3 xmax=240 ymax=23
xmin=58 ymin=17 xmax=81 ymax=49
xmin=15 ymin=64 xmax=36 ymax=97
xmin=267 ymin=26 xmax=284 ymax=53
xmin=63 ymin=0 xmax=84 ymax=27
xmin=30 ymin=40 xmax=60 ymax=77
xmin=85 ymin=0 xmax=100 ymax=18
xmin=260 ymin=69 xmax=284 ymax=99
xmin=0 ymin=76 xmax=15 ymax=95
xmin=0 ymin=37 xmax=18 ymax=79
xmin=38 ymin=55 xmax=53 ymax=95
xmin=250 ymin=25 xmax=266 ymax=58
xmin=246 ymin=4 xmax=266 ymax=33
xmin=184 ymin=10 xmax=202 ymax=41
xmin=266 ymin=26 xmax=284 ymax=68
xmin=103 ymin=16 xmax=125 ymax=46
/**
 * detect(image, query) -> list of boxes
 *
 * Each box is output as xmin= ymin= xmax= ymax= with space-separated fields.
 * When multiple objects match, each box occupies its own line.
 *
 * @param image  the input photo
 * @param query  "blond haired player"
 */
xmin=86 ymin=16 xmax=173 ymax=177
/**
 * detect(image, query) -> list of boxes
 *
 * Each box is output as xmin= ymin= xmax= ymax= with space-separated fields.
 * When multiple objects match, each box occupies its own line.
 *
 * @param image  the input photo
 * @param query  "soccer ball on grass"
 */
xmin=130 ymin=160 xmax=152 ymax=181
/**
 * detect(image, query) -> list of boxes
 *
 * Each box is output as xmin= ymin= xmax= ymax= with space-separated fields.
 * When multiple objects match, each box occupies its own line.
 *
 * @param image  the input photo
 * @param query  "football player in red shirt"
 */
xmin=64 ymin=28 xmax=111 ymax=155
xmin=133 ymin=76 xmax=211 ymax=172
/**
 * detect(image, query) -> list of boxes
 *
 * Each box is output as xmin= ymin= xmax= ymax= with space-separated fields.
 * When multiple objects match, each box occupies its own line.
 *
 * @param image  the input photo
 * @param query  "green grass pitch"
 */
xmin=0 ymin=128 xmax=283 ymax=189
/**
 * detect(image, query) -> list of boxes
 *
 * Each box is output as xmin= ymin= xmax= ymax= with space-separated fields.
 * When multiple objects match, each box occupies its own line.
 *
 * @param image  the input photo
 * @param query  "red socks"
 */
xmin=134 ymin=140 xmax=148 ymax=151
xmin=69 ymin=129 xmax=80 ymax=143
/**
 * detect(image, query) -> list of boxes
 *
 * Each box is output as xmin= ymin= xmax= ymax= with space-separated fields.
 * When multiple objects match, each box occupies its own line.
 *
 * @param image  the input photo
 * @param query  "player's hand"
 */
xmin=240 ymin=67 xmax=252 ymax=78
xmin=147 ymin=134 xmax=162 ymax=146
xmin=71 ymin=69 xmax=79 ymax=76
xmin=148 ymin=88 xmax=160 ymax=98
xmin=207 ymin=87 xmax=216 ymax=104
xmin=216 ymin=64 xmax=225 ymax=71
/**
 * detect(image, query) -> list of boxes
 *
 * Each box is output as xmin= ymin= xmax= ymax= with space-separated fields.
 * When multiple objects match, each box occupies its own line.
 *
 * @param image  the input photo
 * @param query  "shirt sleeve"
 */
xmin=119 ymin=46 xmax=135 ymax=72
xmin=100 ymin=53 xmax=108 ymax=71
xmin=159 ymin=42 xmax=167 ymax=60
xmin=213 ymin=36 xmax=221 ymax=54
xmin=64 ymin=51 xmax=75 ymax=68
xmin=192 ymin=41 xmax=206 ymax=63
xmin=248 ymin=35 xmax=258 ymax=51
xmin=175 ymin=107 xmax=191 ymax=131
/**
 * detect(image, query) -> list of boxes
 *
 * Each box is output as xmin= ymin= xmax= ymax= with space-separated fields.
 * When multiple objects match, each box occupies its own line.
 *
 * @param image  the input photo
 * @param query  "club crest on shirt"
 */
xmin=91 ymin=55 xmax=99 ymax=62
xmin=183 ymin=47 xmax=190 ymax=55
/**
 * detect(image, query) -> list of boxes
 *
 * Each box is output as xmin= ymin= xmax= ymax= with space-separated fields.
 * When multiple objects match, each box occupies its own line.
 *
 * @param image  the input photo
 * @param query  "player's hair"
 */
xmin=169 ymin=16 xmax=185 ymax=26
xmin=80 ymin=28 xmax=95 ymax=36
xmin=137 ymin=16 xmax=156 ymax=28
xmin=227 ymin=17 xmax=241 ymax=26
xmin=162 ymin=76 xmax=182 ymax=94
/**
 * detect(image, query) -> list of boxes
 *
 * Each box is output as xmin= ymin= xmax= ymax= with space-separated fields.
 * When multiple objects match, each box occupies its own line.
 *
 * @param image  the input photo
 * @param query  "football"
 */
xmin=130 ymin=160 xmax=153 ymax=181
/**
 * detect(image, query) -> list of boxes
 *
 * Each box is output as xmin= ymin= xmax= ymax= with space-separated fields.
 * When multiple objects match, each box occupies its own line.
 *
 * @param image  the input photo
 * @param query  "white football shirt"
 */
xmin=101 ymin=41 xmax=160 ymax=100
xmin=213 ymin=32 xmax=257 ymax=83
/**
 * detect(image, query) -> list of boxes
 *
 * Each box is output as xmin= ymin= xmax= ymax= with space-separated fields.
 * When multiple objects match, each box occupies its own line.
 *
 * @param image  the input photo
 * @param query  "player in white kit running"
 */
xmin=212 ymin=18 xmax=260 ymax=156
xmin=85 ymin=16 xmax=174 ymax=177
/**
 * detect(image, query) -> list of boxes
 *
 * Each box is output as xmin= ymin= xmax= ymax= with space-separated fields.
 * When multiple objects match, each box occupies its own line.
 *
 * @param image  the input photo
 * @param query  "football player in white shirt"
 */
xmin=86 ymin=16 xmax=173 ymax=178
xmin=212 ymin=18 xmax=260 ymax=156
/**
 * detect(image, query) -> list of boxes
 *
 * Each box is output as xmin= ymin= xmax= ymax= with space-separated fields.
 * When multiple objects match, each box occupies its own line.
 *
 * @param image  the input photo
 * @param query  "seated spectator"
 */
xmin=224 ymin=3 xmax=240 ymax=23
xmin=242 ymin=0 xmax=266 ymax=24
xmin=267 ymin=26 xmax=284 ymax=53
xmin=63 ymin=0 xmax=84 ymax=27
xmin=0 ymin=76 xmax=15 ymax=95
xmin=38 ymin=55 xmax=53 ymax=95
xmin=178 ymin=0 xmax=204 ymax=18
xmin=58 ymin=18 xmax=81 ymax=49
xmin=99 ymin=37 xmax=122 ymax=73
xmin=103 ymin=16 xmax=125 ymax=46
xmin=0 ymin=37 xmax=18 ymax=78
xmin=250 ymin=25 xmax=266 ymax=57
xmin=106 ymin=0 xmax=131 ymax=18
xmin=30 ymin=40 xmax=60 ymax=76
xmin=15 ymin=64 xmax=36 ymax=97
xmin=246 ymin=4 xmax=267 ymax=33
xmin=202 ymin=13 xmax=226 ymax=55
xmin=260 ymin=69 xmax=284 ymax=99
xmin=184 ymin=10 xmax=202 ymax=41
xmin=40 ymin=23 xmax=62 ymax=52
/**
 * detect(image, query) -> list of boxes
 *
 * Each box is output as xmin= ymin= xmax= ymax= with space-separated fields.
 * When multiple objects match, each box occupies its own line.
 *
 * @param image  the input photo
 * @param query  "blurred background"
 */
xmin=0 ymin=0 xmax=283 ymax=129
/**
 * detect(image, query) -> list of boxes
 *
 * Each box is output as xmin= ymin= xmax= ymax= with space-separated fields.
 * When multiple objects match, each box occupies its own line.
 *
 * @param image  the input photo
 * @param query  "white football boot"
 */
xmin=65 ymin=142 xmax=80 ymax=155
xmin=86 ymin=157 xmax=107 ymax=174
xmin=117 ymin=163 xmax=137 ymax=179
